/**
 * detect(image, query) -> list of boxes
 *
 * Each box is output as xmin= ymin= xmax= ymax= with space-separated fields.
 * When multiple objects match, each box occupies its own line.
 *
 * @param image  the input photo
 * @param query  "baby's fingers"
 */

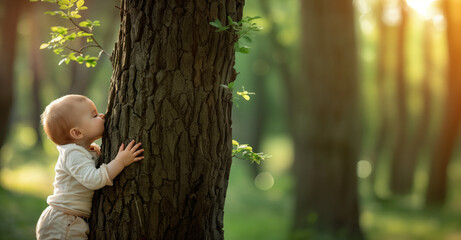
xmin=125 ymin=140 xmax=135 ymax=150
xmin=118 ymin=143 xmax=125 ymax=152
xmin=133 ymin=149 xmax=144 ymax=157
xmin=134 ymin=156 xmax=144 ymax=162
xmin=131 ymin=143 xmax=142 ymax=153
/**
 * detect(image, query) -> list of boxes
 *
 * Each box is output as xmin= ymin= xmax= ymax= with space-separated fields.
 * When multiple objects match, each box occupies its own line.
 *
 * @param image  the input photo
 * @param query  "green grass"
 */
xmin=0 ymin=187 xmax=47 ymax=240
xmin=2 ymin=136 xmax=461 ymax=240
xmin=224 ymin=160 xmax=293 ymax=240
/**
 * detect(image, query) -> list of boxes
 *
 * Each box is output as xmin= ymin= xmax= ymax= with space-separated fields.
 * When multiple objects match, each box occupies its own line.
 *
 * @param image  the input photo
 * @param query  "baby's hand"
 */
xmin=115 ymin=140 xmax=144 ymax=167
xmin=90 ymin=143 xmax=101 ymax=156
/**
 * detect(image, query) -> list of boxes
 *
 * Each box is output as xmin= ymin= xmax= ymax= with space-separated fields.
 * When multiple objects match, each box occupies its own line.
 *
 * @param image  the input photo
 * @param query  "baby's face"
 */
xmin=74 ymin=99 xmax=105 ymax=142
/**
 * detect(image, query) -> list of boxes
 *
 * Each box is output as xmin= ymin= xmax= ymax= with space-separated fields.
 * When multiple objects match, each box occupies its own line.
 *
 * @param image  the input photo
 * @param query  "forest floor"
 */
xmin=1 ymin=141 xmax=461 ymax=239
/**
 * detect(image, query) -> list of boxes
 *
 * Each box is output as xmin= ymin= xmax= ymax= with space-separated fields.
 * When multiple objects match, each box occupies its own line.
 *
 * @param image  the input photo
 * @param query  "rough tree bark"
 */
xmin=292 ymin=0 xmax=363 ymax=239
xmin=426 ymin=0 xmax=461 ymax=206
xmin=89 ymin=0 xmax=244 ymax=239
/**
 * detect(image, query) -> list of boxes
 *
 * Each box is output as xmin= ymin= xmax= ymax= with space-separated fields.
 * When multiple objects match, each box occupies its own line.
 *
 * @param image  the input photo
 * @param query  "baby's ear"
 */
xmin=69 ymin=128 xmax=83 ymax=140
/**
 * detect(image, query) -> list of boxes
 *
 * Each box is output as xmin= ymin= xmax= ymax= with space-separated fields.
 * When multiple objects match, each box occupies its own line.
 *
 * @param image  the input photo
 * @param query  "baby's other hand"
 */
xmin=90 ymin=143 xmax=101 ymax=156
xmin=115 ymin=140 xmax=144 ymax=167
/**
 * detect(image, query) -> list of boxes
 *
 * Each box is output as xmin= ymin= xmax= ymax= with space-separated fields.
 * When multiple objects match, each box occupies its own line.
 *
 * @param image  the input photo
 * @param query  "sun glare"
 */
xmin=406 ymin=0 xmax=438 ymax=19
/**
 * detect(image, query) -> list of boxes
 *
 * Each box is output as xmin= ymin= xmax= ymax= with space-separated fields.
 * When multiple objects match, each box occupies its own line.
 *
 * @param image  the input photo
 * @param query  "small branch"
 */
xmin=232 ymin=155 xmax=246 ymax=161
xmin=68 ymin=17 xmax=110 ymax=59
xmin=64 ymin=46 xmax=82 ymax=54
xmin=79 ymin=44 xmax=99 ymax=52
xmin=68 ymin=17 xmax=90 ymax=33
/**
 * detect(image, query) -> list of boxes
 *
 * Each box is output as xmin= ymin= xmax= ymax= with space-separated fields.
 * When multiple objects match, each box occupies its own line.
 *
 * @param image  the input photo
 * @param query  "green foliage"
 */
xmin=210 ymin=16 xmax=262 ymax=54
xmin=214 ymin=16 xmax=267 ymax=164
xmin=232 ymin=140 xmax=270 ymax=164
xmin=221 ymin=83 xmax=255 ymax=102
xmin=236 ymin=86 xmax=255 ymax=101
xmin=32 ymin=0 xmax=107 ymax=67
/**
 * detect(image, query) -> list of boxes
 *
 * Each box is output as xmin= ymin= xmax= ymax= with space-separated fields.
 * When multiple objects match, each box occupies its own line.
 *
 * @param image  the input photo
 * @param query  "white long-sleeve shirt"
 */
xmin=47 ymin=143 xmax=113 ymax=218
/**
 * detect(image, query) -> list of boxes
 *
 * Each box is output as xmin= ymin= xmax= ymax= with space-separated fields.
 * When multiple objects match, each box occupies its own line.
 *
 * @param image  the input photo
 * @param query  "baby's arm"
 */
xmin=106 ymin=140 xmax=144 ymax=180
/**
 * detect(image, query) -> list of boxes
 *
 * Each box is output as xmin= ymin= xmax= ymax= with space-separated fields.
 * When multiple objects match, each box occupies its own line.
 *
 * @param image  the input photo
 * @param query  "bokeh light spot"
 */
xmin=357 ymin=160 xmax=372 ymax=179
xmin=16 ymin=124 xmax=37 ymax=149
xmin=254 ymin=172 xmax=275 ymax=191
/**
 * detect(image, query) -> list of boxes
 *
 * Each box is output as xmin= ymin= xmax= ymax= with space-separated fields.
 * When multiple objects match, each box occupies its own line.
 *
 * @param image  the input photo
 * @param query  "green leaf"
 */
xmin=238 ymin=46 xmax=250 ymax=54
xmin=65 ymin=33 xmax=77 ymax=40
xmin=215 ymin=27 xmax=229 ymax=32
xmin=68 ymin=53 xmax=77 ymax=61
xmin=209 ymin=19 xmax=223 ymax=28
xmin=45 ymin=11 xmax=66 ymax=17
xmin=53 ymin=48 xmax=64 ymax=54
xmin=50 ymin=35 xmax=64 ymax=43
xmin=247 ymin=16 xmax=262 ymax=21
xmin=40 ymin=43 xmax=50 ymax=49
xmin=242 ymin=36 xmax=252 ymax=43
xmin=76 ymin=55 xmax=84 ymax=63
xmin=236 ymin=91 xmax=250 ymax=100
xmin=227 ymin=16 xmax=237 ymax=26
xmin=76 ymin=0 xmax=84 ymax=8
xmin=58 ymin=58 xmax=67 ymax=65
xmin=59 ymin=4 xmax=72 ymax=10
xmin=85 ymin=59 xmax=97 ymax=67
xmin=70 ymin=11 xmax=81 ymax=18
xmin=79 ymin=20 xmax=90 ymax=27
xmin=51 ymin=26 xmax=67 ymax=34
xmin=58 ymin=0 xmax=70 ymax=5
xmin=232 ymin=140 xmax=239 ymax=146
xmin=77 ymin=31 xmax=93 ymax=37
xmin=78 ymin=6 xmax=88 ymax=10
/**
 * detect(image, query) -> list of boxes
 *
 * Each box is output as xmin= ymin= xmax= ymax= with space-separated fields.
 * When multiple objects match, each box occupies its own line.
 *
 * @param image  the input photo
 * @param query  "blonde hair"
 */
xmin=41 ymin=94 xmax=89 ymax=145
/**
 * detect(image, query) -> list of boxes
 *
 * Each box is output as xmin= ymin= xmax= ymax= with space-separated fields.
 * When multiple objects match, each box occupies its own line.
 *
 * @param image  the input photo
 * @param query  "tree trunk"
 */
xmin=370 ymin=0 xmax=391 ymax=197
xmin=0 ymin=0 xmax=25 ymax=169
xmin=405 ymin=20 xmax=433 ymax=194
xmin=89 ymin=0 xmax=243 ymax=239
xmin=292 ymin=0 xmax=363 ymax=239
xmin=389 ymin=0 xmax=411 ymax=195
xmin=29 ymin=4 xmax=44 ymax=147
xmin=258 ymin=0 xmax=294 ymax=120
xmin=425 ymin=0 xmax=461 ymax=206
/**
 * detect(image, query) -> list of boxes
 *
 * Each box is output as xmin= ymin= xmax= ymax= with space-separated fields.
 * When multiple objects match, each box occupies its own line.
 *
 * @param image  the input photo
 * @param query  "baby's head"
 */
xmin=41 ymin=94 xmax=105 ymax=145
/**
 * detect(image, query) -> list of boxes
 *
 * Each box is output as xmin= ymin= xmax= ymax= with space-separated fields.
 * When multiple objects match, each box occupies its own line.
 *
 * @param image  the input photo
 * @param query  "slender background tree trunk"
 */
xmin=370 ymin=0 xmax=391 ymax=197
xmin=405 ymin=20 xmax=433 ymax=194
xmin=426 ymin=0 xmax=461 ymax=206
xmin=390 ymin=0 xmax=411 ymax=195
xmin=0 ymin=0 xmax=25 ymax=170
xmin=292 ymin=0 xmax=363 ymax=239
xmin=90 ymin=0 xmax=244 ymax=239
xmin=29 ymin=4 xmax=44 ymax=147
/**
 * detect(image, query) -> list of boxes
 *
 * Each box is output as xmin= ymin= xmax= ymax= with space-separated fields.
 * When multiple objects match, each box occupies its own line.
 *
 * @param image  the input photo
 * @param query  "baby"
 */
xmin=36 ymin=94 xmax=144 ymax=240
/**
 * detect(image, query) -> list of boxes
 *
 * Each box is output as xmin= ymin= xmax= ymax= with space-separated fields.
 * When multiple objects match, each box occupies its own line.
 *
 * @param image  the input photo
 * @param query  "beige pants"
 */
xmin=36 ymin=206 xmax=89 ymax=240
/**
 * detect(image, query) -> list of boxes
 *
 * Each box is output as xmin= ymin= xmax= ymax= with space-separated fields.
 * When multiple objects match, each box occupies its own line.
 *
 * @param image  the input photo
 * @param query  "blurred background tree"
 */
xmin=2 ymin=0 xmax=461 ymax=239
xmin=291 ymin=0 xmax=362 ymax=239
